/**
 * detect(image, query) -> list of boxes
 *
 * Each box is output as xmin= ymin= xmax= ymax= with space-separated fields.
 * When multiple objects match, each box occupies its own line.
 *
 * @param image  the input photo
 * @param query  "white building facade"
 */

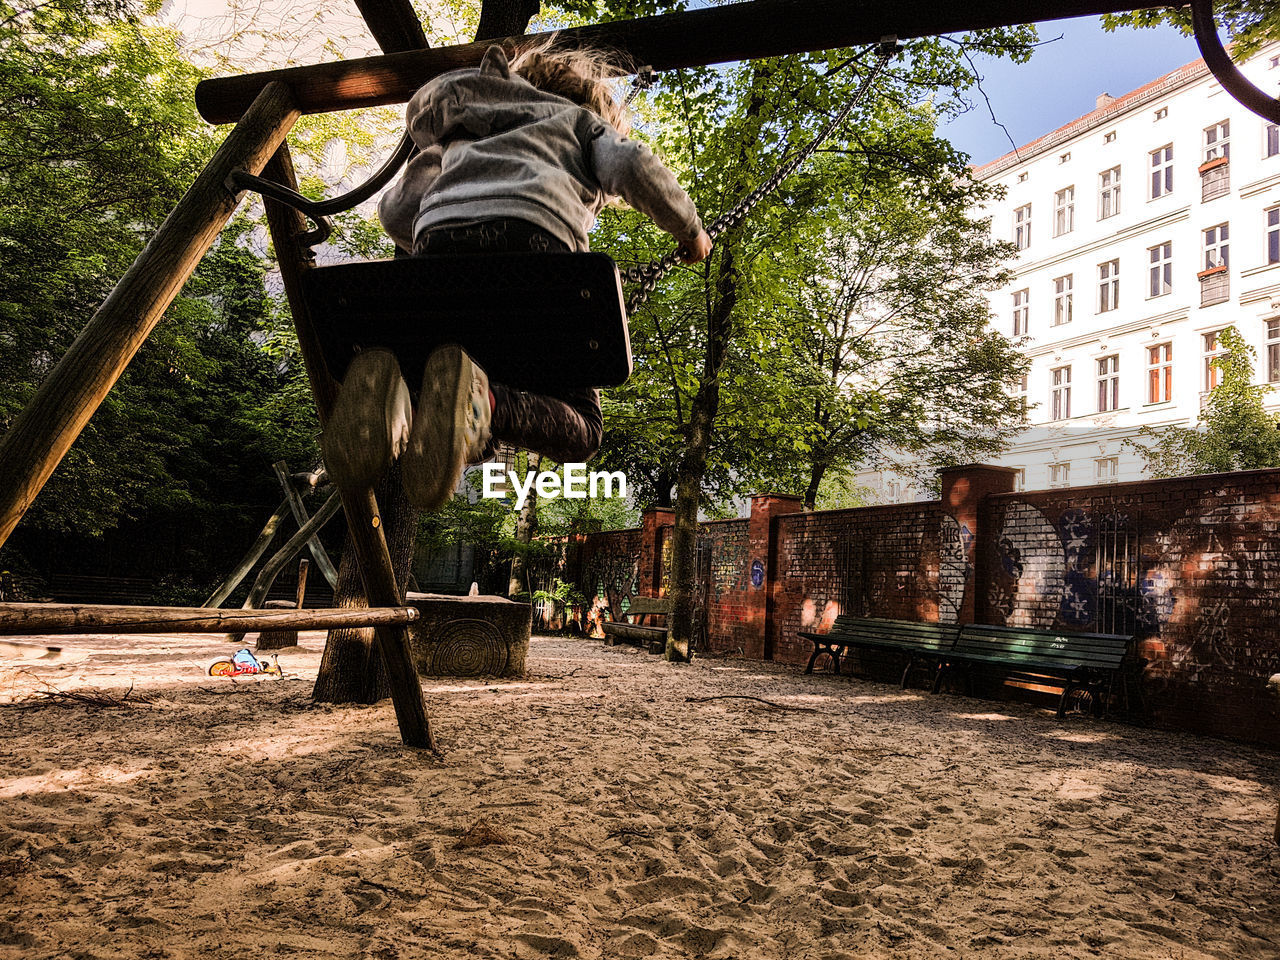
xmin=864 ymin=45 xmax=1280 ymax=499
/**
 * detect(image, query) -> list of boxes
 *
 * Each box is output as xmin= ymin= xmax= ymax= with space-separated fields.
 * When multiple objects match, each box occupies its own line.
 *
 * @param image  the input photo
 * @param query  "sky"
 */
xmin=939 ymin=16 xmax=1205 ymax=166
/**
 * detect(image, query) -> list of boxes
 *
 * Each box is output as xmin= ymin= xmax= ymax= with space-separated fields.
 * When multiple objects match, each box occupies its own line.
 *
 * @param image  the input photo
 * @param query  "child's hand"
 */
xmin=677 ymin=230 xmax=712 ymax=264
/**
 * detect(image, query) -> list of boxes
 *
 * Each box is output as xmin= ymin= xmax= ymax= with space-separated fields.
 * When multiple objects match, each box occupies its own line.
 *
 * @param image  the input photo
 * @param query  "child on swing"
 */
xmin=322 ymin=39 xmax=712 ymax=510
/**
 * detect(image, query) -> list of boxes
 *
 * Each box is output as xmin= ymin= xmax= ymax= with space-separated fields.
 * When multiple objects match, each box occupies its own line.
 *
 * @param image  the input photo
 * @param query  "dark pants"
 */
xmin=413 ymin=219 xmax=603 ymax=464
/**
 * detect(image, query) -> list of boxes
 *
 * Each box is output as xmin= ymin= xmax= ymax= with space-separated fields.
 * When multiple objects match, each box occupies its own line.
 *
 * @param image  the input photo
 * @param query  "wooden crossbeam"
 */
xmin=196 ymin=0 xmax=1168 ymax=124
xmin=0 ymin=603 xmax=418 ymax=636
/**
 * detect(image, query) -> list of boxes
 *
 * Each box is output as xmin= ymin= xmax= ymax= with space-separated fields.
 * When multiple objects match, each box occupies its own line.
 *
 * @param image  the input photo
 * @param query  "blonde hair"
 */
xmin=508 ymin=37 xmax=633 ymax=136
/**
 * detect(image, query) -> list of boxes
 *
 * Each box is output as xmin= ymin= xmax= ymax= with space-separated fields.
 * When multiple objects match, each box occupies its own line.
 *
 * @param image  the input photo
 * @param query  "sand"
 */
xmin=1 ymin=632 xmax=1278 ymax=959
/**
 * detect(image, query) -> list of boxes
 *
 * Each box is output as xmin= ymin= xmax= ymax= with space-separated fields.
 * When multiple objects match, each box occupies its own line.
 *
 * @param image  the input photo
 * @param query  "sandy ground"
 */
xmin=0 ymin=632 xmax=1278 ymax=960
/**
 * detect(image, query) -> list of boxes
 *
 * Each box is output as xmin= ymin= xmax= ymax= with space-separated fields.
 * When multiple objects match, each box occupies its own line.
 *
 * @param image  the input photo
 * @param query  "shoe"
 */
xmin=321 ymin=347 xmax=412 ymax=490
xmin=401 ymin=344 xmax=492 ymax=510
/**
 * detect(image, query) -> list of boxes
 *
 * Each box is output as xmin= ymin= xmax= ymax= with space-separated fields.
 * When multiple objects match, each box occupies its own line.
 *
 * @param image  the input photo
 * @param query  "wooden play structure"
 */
xmin=0 ymin=0 xmax=1274 ymax=750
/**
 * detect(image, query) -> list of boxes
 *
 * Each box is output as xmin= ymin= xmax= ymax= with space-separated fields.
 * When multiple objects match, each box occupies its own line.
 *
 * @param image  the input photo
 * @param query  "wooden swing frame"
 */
xmin=0 ymin=0 xmax=1272 ymax=748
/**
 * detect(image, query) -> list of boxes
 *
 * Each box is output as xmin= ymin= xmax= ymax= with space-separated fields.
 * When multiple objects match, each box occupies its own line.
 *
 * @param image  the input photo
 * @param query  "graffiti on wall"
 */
xmin=986 ymin=490 xmax=1280 ymax=679
xmin=938 ymin=516 xmax=972 ymax=623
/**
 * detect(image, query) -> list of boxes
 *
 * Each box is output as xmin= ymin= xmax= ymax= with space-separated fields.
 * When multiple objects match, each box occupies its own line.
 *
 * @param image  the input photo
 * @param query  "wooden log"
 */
xmin=295 ymin=558 xmax=311 ymax=608
xmin=0 ymin=603 xmax=418 ymax=635
xmin=353 ymin=0 xmax=430 ymax=53
xmin=273 ymin=460 xmax=339 ymax=587
xmin=203 ymin=499 xmax=292 ymax=608
xmin=195 ymin=0 xmax=1166 ymax=124
xmin=0 ymin=82 xmax=300 ymax=550
xmin=261 ymin=146 xmax=433 ymax=751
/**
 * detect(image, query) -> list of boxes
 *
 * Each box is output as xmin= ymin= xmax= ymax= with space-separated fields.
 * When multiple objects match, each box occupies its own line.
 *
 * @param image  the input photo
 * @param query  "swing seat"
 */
xmin=302 ymin=253 xmax=632 ymax=393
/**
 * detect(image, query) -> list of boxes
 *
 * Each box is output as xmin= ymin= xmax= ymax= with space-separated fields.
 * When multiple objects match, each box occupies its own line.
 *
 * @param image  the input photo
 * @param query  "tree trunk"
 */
xmin=508 ymin=451 xmax=541 ymax=598
xmin=803 ymin=456 xmax=828 ymax=511
xmin=312 ymin=463 xmax=418 ymax=704
xmin=668 ymin=243 xmax=739 ymax=662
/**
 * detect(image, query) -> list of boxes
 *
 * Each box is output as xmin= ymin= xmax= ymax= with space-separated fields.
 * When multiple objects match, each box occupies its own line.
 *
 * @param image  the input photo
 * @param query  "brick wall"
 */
xmin=566 ymin=467 xmax=1280 ymax=746
xmin=980 ymin=470 xmax=1280 ymax=741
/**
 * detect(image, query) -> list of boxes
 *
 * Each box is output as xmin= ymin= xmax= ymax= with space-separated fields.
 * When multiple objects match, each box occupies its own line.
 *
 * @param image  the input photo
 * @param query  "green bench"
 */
xmin=799 ymin=616 xmax=960 ymax=688
xmin=933 ymin=624 xmax=1142 ymax=719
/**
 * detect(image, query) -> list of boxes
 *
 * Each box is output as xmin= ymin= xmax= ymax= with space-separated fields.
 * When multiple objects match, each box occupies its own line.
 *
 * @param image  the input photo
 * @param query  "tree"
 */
xmin=580 ymin=26 xmax=1035 ymax=658
xmin=1126 ymin=327 xmax=1280 ymax=478
xmin=1104 ymin=3 xmax=1280 ymax=60
xmin=0 ymin=0 xmax=321 ymax=598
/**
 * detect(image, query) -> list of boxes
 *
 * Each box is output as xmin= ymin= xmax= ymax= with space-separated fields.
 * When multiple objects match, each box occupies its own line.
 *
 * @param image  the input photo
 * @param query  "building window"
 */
xmin=1104 ymin=131 xmax=1117 ymax=144
xmin=1049 ymin=462 xmax=1071 ymax=487
xmin=1017 ymin=171 xmax=1029 ymax=183
xmin=1150 ymin=144 xmax=1174 ymax=198
xmin=1203 ymin=329 xmax=1228 ymax=391
xmin=1204 ymin=120 xmax=1230 ymax=162
xmin=1013 ymin=204 xmax=1032 ymax=250
xmin=1053 ymin=275 xmax=1073 ymax=326
xmin=1097 ymin=355 xmax=1120 ymax=412
xmin=1098 ymin=166 xmax=1121 ymax=219
xmin=1012 ymin=289 xmax=1029 ymax=336
xmin=1269 ymin=207 xmax=1280 ymax=264
xmin=1154 ymin=107 xmax=1168 ymax=121
xmin=1201 ymin=223 xmax=1230 ymax=307
xmin=1053 ymin=186 xmax=1075 ymax=236
xmin=1147 ymin=343 xmax=1172 ymax=403
xmin=1267 ymin=318 xmax=1280 ymax=383
xmin=1051 ymin=365 xmax=1072 ymax=420
xmin=1148 ymin=242 xmax=1172 ymax=298
xmin=1013 ymin=469 xmax=1026 ymax=492
xmin=1204 ymin=223 xmax=1229 ymax=270
xmin=1098 ymin=259 xmax=1120 ymax=312
xmin=1014 ymin=373 xmax=1028 ymax=412
xmin=1096 ymin=457 xmax=1119 ymax=483
xmin=1267 ymin=124 xmax=1279 ymax=158
xmin=887 ymin=481 xmax=902 ymax=503
xmin=1059 ymin=152 xmax=1071 ymax=164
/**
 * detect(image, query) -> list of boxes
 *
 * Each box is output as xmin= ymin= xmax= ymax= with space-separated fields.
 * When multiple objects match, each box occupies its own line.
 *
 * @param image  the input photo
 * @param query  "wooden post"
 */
xmin=0 ymin=82 xmax=301 ymax=550
xmin=260 ymin=145 xmax=434 ymax=750
xmin=0 ymin=603 xmax=418 ymax=635
xmin=295 ymin=559 xmax=311 ymax=609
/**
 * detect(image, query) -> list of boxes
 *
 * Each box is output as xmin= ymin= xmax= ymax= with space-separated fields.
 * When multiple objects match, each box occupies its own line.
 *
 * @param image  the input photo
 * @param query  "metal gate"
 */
xmin=1095 ymin=509 xmax=1143 ymax=636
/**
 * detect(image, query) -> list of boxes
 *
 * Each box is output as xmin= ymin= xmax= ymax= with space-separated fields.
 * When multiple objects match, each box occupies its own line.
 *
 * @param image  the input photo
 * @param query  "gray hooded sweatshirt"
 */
xmin=378 ymin=45 xmax=703 ymax=254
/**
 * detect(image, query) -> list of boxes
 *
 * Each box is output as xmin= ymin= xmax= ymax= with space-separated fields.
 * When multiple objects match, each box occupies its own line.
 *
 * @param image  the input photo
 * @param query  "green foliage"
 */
xmin=531 ymin=577 xmax=585 ymax=609
xmin=0 ymin=1 xmax=322 ymax=595
xmin=1103 ymin=3 xmax=1280 ymax=59
xmin=586 ymin=36 xmax=1030 ymax=510
xmin=1126 ymin=328 xmax=1280 ymax=478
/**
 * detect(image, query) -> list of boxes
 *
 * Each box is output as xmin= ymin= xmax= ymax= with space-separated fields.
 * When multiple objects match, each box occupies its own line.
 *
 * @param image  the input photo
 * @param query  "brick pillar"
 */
xmin=939 ymin=465 xmax=1019 ymax=625
xmin=746 ymin=493 xmax=804 ymax=660
xmin=638 ymin=507 xmax=674 ymax=596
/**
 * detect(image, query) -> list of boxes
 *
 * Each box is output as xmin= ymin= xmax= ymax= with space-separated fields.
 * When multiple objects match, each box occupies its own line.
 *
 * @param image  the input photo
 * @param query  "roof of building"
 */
xmin=969 ymin=54 xmax=1211 ymax=181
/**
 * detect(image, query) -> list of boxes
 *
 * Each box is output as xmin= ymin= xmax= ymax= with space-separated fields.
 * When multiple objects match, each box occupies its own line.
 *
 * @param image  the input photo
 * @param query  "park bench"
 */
xmin=799 ymin=616 xmax=960 ymax=688
xmin=933 ymin=624 xmax=1141 ymax=719
xmin=602 ymin=596 xmax=669 ymax=655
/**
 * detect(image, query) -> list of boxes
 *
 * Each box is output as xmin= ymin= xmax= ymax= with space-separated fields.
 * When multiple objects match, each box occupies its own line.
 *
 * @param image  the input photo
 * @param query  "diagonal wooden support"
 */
xmin=0 ymin=82 xmax=300 ymax=549
xmin=203 ymin=499 xmax=292 ymax=608
xmin=260 ymin=146 xmax=434 ymax=750
xmin=273 ymin=460 xmax=340 ymax=588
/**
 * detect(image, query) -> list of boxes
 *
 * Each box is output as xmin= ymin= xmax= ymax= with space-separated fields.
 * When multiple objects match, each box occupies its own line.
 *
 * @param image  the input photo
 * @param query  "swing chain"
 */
xmin=621 ymin=39 xmax=899 ymax=312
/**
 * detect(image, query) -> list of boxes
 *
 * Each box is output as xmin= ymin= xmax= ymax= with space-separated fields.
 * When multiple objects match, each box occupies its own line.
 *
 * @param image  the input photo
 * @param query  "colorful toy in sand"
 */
xmin=207 ymin=649 xmax=282 ymax=678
